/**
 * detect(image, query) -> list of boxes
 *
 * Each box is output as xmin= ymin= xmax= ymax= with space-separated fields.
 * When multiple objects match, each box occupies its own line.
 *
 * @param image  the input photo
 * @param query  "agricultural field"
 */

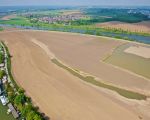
xmin=0 ymin=16 xmax=33 ymax=26
xmin=95 ymin=21 xmax=150 ymax=34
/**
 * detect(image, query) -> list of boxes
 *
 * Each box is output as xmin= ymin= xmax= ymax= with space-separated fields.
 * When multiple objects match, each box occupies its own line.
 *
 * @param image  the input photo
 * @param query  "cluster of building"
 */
xmin=39 ymin=14 xmax=87 ymax=23
xmin=24 ymin=12 xmax=87 ymax=24
xmin=0 ymin=43 xmax=19 ymax=119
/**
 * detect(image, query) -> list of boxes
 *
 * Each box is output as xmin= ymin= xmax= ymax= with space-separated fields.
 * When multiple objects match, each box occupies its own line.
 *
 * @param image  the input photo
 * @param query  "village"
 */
xmin=24 ymin=12 xmax=88 ymax=24
xmin=38 ymin=14 xmax=87 ymax=23
xmin=0 ymin=42 xmax=19 ymax=119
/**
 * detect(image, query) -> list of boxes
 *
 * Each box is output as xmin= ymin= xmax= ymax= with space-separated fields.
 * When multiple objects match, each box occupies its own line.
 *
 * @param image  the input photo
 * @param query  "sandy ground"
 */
xmin=96 ymin=21 xmax=150 ymax=33
xmin=14 ymin=30 xmax=150 ymax=95
xmin=0 ymin=31 xmax=146 ymax=120
xmin=1 ymin=29 xmax=150 ymax=93
xmin=0 ymin=30 xmax=150 ymax=94
xmin=124 ymin=46 xmax=150 ymax=58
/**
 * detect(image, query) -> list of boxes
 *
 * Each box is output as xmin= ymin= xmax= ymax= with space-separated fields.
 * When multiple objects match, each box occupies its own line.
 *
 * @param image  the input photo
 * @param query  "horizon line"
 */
xmin=0 ymin=5 xmax=150 ymax=7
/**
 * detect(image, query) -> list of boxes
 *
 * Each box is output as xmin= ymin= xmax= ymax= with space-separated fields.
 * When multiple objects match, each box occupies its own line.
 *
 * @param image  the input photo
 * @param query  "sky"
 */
xmin=0 ymin=0 xmax=150 ymax=6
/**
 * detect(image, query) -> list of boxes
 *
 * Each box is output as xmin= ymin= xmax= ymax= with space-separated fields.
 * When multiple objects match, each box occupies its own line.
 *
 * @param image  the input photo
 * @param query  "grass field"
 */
xmin=0 ymin=103 xmax=15 ymax=120
xmin=0 ymin=17 xmax=33 ymax=26
xmin=0 ymin=27 xmax=3 ymax=31
xmin=25 ymin=10 xmax=61 ymax=16
xmin=95 ymin=21 xmax=150 ymax=34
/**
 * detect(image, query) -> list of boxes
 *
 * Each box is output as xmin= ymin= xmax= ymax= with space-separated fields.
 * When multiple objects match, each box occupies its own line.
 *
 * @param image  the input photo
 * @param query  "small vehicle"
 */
xmin=0 ymin=95 xmax=9 ymax=105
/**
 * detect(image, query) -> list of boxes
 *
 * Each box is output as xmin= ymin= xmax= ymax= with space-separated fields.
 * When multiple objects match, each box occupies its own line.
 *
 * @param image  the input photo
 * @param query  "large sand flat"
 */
xmin=1 ymin=30 xmax=150 ymax=94
xmin=14 ymin=30 xmax=150 ymax=94
xmin=0 ymin=31 xmax=143 ymax=120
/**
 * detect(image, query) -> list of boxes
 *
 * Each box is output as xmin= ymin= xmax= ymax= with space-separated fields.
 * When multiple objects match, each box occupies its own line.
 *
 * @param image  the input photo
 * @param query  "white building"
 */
xmin=0 ymin=63 xmax=4 ymax=68
xmin=2 ymin=75 xmax=7 ymax=83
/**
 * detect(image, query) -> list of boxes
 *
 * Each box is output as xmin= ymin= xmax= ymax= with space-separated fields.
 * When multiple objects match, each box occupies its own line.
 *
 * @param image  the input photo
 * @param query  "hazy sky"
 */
xmin=0 ymin=0 xmax=150 ymax=6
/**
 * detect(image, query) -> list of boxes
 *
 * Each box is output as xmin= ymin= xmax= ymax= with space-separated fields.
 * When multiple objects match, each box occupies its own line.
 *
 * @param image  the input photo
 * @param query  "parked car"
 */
xmin=0 ymin=95 xmax=9 ymax=105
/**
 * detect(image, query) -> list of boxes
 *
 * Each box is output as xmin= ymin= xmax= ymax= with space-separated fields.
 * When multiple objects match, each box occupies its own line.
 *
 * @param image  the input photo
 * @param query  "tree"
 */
xmin=0 ymin=70 xmax=6 ymax=79
xmin=21 ymin=103 xmax=33 ymax=116
xmin=26 ymin=110 xmax=36 ymax=120
xmin=18 ymin=87 xmax=25 ymax=94
xmin=26 ymin=110 xmax=42 ymax=120
xmin=33 ymin=114 xmax=42 ymax=120
xmin=14 ymin=93 xmax=26 ymax=106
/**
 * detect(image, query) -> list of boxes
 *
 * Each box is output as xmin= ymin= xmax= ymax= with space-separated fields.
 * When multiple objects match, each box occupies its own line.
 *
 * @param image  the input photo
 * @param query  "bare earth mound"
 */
xmin=0 ymin=30 xmax=150 ymax=120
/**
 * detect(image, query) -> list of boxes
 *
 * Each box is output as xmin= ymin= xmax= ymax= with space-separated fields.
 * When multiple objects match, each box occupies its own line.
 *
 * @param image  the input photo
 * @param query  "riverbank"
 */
xmin=0 ymin=41 xmax=45 ymax=120
xmin=0 ymin=20 xmax=150 ymax=44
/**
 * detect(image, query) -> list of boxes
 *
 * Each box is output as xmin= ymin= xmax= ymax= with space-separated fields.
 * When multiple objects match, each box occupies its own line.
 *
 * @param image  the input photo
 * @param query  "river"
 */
xmin=0 ymin=24 xmax=150 ymax=44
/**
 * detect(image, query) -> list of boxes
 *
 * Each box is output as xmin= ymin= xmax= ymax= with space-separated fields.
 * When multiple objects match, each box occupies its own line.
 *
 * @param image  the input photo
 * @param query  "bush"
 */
xmin=0 ymin=70 xmax=6 ymax=79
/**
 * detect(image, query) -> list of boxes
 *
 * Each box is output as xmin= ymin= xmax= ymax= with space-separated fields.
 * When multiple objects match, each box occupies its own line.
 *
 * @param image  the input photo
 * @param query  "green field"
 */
xmin=104 ymin=43 xmax=150 ymax=79
xmin=0 ymin=17 xmax=33 ymax=26
xmin=0 ymin=27 xmax=3 ymax=31
xmin=26 ymin=10 xmax=61 ymax=16
xmin=0 ymin=103 xmax=15 ymax=120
